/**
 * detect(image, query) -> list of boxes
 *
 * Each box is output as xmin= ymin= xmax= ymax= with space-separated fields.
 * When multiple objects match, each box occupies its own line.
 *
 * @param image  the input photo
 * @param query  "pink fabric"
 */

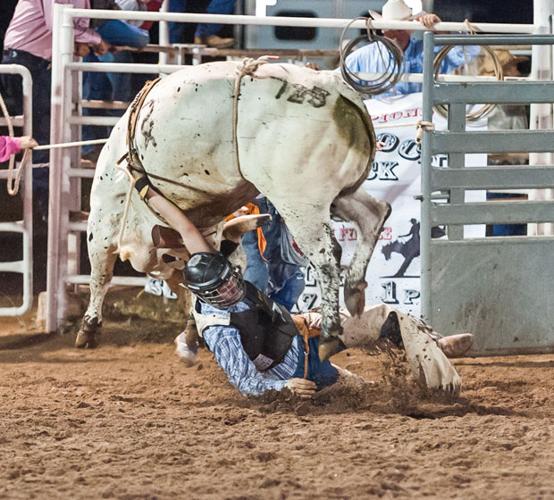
xmin=4 ymin=0 xmax=102 ymax=61
xmin=0 ymin=136 xmax=22 ymax=163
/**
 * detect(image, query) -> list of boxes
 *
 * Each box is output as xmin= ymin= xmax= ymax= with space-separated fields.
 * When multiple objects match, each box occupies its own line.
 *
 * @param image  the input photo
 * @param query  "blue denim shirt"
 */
xmin=345 ymin=36 xmax=480 ymax=96
xmin=199 ymin=300 xmax=304 ymax=397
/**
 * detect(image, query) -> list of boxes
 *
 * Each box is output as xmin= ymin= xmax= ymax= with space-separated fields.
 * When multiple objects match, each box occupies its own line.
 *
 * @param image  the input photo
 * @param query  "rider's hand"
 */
xmin=414 ymin=12 xmax=441 ymax=29
xmin=93 ymin=39 xmax=111 ymax=56
xmin=286 ymin=378 xmax=317 ymax=399
xmin=18 ymin=136 xmax=38 ymax=149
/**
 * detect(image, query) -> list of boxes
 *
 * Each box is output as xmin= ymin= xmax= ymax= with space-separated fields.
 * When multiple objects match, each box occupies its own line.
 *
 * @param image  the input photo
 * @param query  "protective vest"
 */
xmin=193 ymin=282 xmax=300 ymax=371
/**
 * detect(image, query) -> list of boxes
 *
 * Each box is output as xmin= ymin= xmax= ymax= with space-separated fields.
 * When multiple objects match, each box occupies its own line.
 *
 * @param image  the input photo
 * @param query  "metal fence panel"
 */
xmin=421 ymin=32 xmax=554 ymax=354
xmin=430 ymin=239 xmax=554 ymax=354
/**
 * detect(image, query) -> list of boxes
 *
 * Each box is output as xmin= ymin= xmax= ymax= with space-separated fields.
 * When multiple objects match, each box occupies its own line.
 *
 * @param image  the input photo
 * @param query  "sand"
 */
xmin=0 ymin=315 xmax=553 ymax=500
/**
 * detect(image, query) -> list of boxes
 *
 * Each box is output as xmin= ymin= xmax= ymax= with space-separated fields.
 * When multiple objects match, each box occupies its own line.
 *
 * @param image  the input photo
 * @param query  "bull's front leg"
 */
xmin=332 ymin=187 xmax=391 ymax=317
xmin=75 ymin=228 xmax=118 ymax=348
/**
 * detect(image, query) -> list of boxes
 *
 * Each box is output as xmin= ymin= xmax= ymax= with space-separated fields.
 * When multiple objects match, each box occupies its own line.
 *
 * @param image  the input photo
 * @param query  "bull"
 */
xmin=76 ymin=60 xmax=391 ymax=360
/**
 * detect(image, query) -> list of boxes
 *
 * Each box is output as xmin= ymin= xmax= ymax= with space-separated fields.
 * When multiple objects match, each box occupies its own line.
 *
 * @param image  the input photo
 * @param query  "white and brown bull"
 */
xmin=76 ymin=60 xmax=391 ymax=360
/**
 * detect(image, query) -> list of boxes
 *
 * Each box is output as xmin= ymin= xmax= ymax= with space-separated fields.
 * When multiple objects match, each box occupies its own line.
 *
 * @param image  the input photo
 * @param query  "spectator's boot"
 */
xmin=194 ymin=34 xmax=234 ymax=48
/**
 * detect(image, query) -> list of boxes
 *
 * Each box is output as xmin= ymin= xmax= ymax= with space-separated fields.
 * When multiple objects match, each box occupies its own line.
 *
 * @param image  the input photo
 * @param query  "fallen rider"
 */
xmin=145 ymin=186 xmax=472 ymax=399
xmin=181 ymin=252 xmax=472 ymax=399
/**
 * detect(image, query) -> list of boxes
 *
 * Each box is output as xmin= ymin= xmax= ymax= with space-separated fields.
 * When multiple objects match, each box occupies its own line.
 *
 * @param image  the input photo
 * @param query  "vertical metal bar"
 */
xmin=21 ymin=67 xmax=33 ymax=316
xmin=159 ymin=0 xmax=169 ymax=65
xmin=446 ymin=102 xmax=466 ymax=240
xmin=67 ymin=69 xmax=81 ymax=282
xmin=46 ymin=4 xmax=74 ymax=332
xmin=420 ymin=31 xmax=435 ymax=322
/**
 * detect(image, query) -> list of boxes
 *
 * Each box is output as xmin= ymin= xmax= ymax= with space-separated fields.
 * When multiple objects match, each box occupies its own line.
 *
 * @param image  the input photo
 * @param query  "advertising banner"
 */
xmin=295 ymin=92 xmax=487 ymax=316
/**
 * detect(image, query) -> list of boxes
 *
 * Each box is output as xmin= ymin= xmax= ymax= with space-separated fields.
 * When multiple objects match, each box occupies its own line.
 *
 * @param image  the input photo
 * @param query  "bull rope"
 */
xmin=232 ymin=56 xmax=278 ymax=178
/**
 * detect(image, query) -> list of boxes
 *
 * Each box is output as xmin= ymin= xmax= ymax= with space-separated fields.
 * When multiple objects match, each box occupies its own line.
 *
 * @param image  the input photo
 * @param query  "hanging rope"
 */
xmin=433 ymin=20 xmax=502 ymax=121
xmin=232 ymin=56 xmax=277 ymax=178
xmin=0 ymin=88 xmax=30 ymax=196
xmin=339 ymin=16 xmax=404 ymax=96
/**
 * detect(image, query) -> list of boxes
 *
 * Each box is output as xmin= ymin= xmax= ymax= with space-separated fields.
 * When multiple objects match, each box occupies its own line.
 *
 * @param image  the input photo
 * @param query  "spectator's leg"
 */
xmin=486 ymin=192 xmax=527 ymax=236
xmin=108 ymin=51 xmax=134 ymax=103
xmin=0 ymin=53 xmax=23 ymax=118
xmin=96 ymin=20 xmax=149 ymax=48
xmin=168 ymin=0 xmax=187 ymax=43
xmin=194 ymin=0 xmax=236 ymax=47
xmin=196 ymin=0 xmax=236 ymax=38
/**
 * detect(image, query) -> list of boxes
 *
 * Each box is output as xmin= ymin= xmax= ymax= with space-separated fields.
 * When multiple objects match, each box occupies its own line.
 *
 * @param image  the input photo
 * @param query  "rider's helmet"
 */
xmin=183 ymin=252 xmax=245 ymax=309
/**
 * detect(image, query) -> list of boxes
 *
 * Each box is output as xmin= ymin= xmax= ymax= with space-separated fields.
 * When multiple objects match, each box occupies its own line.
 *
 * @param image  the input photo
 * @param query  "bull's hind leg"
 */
xmin=75 ymin=235 xmax=118 ymax=348
xmin=332 ymin=187 xmax=391 ymax=317
xmin=272 ymin=205 xmax=343 ymax=360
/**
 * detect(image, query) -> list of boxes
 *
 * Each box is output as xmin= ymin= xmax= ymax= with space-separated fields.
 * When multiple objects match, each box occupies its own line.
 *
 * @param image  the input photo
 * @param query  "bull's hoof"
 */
xmin=318 ymin=337 xmax=346 ymax=361
xmin=75 ymin=317 xmax=101 ymax=349
xmin=344 ymin=281 xmax=367 ymax=317
xmin=75 ymin=330 xmax=98 ymax=349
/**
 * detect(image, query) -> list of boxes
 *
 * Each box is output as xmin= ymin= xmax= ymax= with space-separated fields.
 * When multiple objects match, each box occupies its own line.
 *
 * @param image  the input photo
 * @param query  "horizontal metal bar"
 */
xmin=0 ymin=168 xmax=22 ymax=180
xmin=431 ymin=201 xmax=554 ymax=225
xmin=0 ymin=261 xmax=24 ymax=273
xmin=69 ymin=115 xmax=120 ymax=126
xmin=68 ymin=222 xmax=87 ymax=232
xmin=68 ymin=9 xmax=536 ymax=33
xmin=66 ymin=275 xmax=148 ymax=287
xmin=69 ymin=62 xmax=181 ymax=74
xmin=81 ymin=99 xmax=129 ymax=110
xmin=68 ymin=168 xmax=96 ymax=178
xmin=0 ymin=304 xmax=28 ymax=317
xmin=433 ymin=82 xmax=554 ymax=104
xmin=0 ymin=117 xmax=24 ymax=127
xmin=432 ymin=131 xmax=554 ymax=154
xmin=434 ymin=34 xmax=553 ymax=45
xmin=431 ymin=166 xmax=554 ymax=190
xmin=0 ymin=222 xmax=25 ymax=233
xmin=431 ymin=235 xmax=554 ymax=246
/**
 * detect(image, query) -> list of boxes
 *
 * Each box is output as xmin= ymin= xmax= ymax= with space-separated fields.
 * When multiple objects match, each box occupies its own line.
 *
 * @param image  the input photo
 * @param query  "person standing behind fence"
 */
xmin=0 ymin=0 xmax=109 ymax=214
xmin=345 ymin=0 xmax=479 ymax=97
xmin=168 ymin=0 xmax=236 ymax=48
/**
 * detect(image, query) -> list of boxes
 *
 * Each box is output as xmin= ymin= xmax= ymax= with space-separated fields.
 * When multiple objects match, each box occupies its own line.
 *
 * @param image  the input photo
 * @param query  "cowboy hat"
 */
xmin=369 ymin=0 xmax=413 ymax=21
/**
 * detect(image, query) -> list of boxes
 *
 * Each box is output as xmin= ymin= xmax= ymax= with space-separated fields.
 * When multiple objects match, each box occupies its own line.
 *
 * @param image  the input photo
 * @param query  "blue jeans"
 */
xmin=486 ymin=192 xmax=527 ymax=236
xmin=82 ymin=20 xmax=149 ymax=153
xmin=293 ymin=337 xmax=341 ymax=389
xmin=242 ymin=198 xmax=306 ymax=312
xmin=168 ymin=0 xmax=236 ymax=42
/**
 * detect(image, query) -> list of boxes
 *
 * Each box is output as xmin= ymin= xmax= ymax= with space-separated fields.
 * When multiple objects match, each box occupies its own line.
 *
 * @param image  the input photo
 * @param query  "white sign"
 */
xmin=295 ymin=92 xmax=487 ymax=317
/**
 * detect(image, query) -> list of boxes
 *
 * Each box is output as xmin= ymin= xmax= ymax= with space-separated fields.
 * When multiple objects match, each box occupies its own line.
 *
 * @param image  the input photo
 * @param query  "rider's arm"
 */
xmin=203 ymin=324 xmax=289 ymax=397
xmin=146 ymin=188 xmax=214 ymax=255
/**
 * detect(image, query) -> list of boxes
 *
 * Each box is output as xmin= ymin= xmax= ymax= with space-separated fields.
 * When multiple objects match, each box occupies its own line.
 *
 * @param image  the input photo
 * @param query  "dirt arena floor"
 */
xmin=1 ymin=298 xmax=554 ymax=500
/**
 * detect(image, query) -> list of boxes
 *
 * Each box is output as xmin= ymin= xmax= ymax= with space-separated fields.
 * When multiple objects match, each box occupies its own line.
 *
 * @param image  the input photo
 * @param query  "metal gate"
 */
xmin=420 ymin=32 xmax=554 ymax=354
xmin=0 ymin=65 xmax=33 ymax=316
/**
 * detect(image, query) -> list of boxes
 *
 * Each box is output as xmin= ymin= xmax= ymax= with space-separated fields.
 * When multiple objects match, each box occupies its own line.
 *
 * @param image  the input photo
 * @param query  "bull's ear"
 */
xmin=152 ymin=225 xmax=184 ymax=249
xmin=222 ymin=214 xmax=272 ymax=243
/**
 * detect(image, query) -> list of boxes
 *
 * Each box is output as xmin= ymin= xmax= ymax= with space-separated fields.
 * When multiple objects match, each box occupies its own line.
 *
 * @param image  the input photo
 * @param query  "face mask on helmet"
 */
xmin=183 ymin=252 xmax=245 ymax=309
